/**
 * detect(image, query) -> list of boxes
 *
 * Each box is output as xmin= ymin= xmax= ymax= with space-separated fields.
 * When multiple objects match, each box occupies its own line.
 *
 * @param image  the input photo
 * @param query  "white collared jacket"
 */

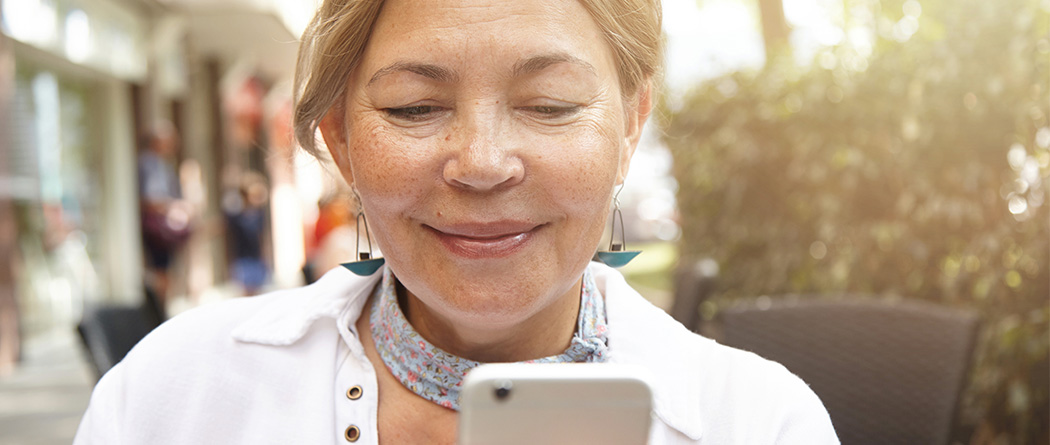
xmin=74 ymin=263 xmax=839 ymax=444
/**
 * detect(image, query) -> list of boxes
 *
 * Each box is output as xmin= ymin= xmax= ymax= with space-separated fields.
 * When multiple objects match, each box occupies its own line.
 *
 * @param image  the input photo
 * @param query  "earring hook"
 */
xmin=609 ymin=184 xmax=627 ymax=252
xmin=356 ymin=211 xmax=375 ymax=261
xmin=340 ymin=188 xmax=386 ymax=275
xmin=596 ymin=183 xmax=641 ymax=267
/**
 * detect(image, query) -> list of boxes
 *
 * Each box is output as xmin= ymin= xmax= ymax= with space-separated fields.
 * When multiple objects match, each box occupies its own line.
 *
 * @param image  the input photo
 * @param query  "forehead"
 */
xmin=356 ymin=0 xmax=616 ymax=83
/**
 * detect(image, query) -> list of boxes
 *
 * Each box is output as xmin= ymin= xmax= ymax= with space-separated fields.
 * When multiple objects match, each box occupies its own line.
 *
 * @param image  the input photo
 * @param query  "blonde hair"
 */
xmin=292 ymin=0 xmax=662 ymax=157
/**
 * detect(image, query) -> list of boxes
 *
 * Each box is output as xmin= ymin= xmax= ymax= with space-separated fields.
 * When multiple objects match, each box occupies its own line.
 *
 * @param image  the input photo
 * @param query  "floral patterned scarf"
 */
xmin=369 ymin=267 xmax=609 ymax=410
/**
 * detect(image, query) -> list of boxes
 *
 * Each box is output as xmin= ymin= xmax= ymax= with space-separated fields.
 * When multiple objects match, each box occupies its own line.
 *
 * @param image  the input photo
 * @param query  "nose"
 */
xmin=442 ymin=116 xmax=524 ymax=191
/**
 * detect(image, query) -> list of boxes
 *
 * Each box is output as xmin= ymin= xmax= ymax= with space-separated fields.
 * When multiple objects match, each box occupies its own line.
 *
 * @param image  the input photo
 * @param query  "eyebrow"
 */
xmin=513 ymin=53 xmax=596 ymax=77
xmin=367 ymin=62 xmax=459 ymax=86
xmin=366 ymin=53 xmax=596 ymax=87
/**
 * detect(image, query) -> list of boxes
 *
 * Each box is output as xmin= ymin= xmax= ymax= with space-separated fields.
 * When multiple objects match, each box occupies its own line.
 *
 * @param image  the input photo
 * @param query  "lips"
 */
xmin=426 ymin=221 xmax=542 ymax=259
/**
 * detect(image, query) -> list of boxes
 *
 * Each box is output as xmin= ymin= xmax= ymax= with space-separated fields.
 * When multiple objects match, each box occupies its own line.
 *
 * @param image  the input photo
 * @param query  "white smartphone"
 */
xmin=458 ymin=363 xmax=654 ymax=445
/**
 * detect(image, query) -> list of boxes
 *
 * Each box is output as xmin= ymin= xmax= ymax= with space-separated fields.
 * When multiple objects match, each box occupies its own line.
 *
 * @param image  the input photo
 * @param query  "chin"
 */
xmin=447 ymin=274 xmax=549 ymax=314
xmin=414 ymin=265 xmax=567 ymax=323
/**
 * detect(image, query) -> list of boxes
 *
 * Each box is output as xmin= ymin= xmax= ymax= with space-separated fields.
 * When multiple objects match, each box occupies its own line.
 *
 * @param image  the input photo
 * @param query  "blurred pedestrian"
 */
xmin=223 ymin=173 xmax=270 ymax=295
xmin=138 ymin=120 xmax=191 ymax=316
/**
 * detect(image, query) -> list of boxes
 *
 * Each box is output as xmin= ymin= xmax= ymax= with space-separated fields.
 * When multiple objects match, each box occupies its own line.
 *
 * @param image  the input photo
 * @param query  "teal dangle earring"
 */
xmin=596 ymin=186 xmax=641 ymax=267
xmin=340 ymin=192 xmax=385 ymax=276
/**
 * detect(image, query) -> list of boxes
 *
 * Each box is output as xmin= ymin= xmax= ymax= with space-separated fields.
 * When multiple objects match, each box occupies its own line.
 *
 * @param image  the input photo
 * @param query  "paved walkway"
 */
xmin=0 ymin=328 xmax=94 ymax=445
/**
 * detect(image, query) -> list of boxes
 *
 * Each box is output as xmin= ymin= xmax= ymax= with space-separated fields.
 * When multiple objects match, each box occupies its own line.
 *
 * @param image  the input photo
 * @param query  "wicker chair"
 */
xmin=718 ymin=297 xmax=979 ymax=445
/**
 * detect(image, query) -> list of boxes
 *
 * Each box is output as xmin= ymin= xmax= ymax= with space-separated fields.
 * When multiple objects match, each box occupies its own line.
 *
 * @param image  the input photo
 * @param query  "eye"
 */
xmin=383 ymin=105 xmax=445 ymax=122
xmin=524 ymin=105 xmax=580 ymax=117
xmin=520 ymin=105 xmax=582 ymax=122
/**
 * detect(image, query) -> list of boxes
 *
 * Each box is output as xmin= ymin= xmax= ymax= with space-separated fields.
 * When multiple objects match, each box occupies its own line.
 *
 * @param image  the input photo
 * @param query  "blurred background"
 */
xmin=0 ymin=0 xmax=1045 ymax=443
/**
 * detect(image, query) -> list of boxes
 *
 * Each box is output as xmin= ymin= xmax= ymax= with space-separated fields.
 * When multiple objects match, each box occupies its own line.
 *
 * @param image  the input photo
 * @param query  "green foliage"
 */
xmin=663 ymin=0 xmax=1049 ymax=442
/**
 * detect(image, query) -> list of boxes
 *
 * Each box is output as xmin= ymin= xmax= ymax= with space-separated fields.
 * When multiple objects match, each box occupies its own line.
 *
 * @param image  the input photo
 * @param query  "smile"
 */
xmin=426 ymin=221 xmax=543 ymax=259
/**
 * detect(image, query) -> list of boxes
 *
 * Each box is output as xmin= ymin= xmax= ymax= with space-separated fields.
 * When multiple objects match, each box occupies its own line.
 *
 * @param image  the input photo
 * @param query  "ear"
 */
xmin=616 ymin=80 xmax=654 ymax=184
xmin=318 ymin=105 xmax=356 ymax=187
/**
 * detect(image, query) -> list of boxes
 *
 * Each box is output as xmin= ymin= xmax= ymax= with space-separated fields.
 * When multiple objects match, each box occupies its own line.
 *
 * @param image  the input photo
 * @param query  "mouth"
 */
xmin=425 ymin=221 xmax=543 ymax=259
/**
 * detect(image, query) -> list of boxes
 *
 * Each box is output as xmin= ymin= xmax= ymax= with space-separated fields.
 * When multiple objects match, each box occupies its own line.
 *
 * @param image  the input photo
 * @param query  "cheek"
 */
xmin=346 ymin=118 xmax=433 ymax=212
xmin=547 ymin=148 xmax=612 ymax=209
xmin=539 ymin=116 xmax=624 ymax=217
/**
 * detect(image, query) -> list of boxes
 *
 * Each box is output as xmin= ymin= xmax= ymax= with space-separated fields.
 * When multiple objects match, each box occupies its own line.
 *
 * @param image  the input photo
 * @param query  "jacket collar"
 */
xmin=231 ymin=267 xmax=381 ymax=345
xmin=232 ymin=263 xmax=702 ymax=440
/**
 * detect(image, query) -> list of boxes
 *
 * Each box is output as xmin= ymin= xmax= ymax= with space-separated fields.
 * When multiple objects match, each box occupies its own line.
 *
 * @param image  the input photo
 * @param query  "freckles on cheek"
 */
xmin=349 ymin=122 xmax=411 ymax=200
xmin=551 ymin=130 xmax=620 ymax=205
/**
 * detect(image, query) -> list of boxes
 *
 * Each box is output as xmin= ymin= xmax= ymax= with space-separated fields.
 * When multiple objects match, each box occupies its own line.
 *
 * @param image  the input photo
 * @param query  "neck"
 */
xmin=401 ymin=278 xmax=583 ymax=363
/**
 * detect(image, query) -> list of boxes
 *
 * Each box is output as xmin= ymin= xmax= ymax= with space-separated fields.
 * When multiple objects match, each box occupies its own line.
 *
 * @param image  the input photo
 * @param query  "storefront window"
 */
xmin=10 ymin=63 xmax=102 ymax=335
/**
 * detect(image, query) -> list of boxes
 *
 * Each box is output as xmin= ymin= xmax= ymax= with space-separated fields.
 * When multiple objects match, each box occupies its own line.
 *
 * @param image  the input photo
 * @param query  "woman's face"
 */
xmin=322 ymin=0 xmax=650 ymax=332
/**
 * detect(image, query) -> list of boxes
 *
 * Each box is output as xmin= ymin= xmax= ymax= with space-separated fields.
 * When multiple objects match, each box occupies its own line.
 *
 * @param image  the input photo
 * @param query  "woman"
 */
xmin=75 ymin=0 xmax=838 ymax=443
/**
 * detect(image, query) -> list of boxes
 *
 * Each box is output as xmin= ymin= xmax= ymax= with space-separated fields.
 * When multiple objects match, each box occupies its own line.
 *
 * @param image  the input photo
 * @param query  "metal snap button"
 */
xmin=346 ymin=385 xmax=363 ymax=400
xmin=345 ymin=425 xmax=361 ymax=442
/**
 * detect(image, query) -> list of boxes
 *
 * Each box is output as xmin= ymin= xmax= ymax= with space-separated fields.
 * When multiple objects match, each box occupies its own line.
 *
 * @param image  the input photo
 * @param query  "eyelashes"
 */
xmin=522 ymin=105 xmax=582 ymax=119
xmin=383 ymin=105 xmax=446 ymax=122
xmin=382 ymin=104 xmax=583 ymax=124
